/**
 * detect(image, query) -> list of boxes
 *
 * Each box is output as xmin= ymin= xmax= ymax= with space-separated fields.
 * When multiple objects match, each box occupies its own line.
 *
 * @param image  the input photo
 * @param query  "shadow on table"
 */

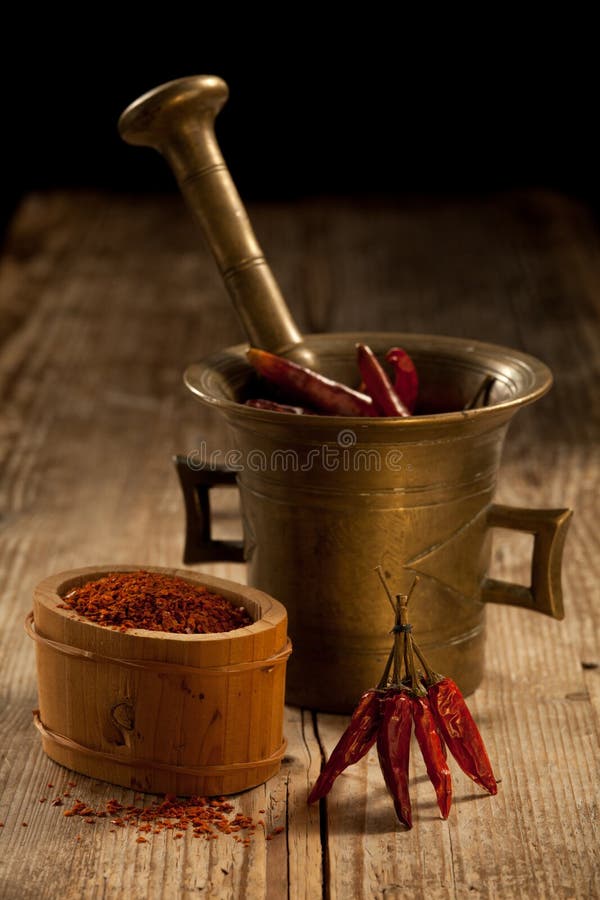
xmin=327 ymin=782 xmax=491 ymax=834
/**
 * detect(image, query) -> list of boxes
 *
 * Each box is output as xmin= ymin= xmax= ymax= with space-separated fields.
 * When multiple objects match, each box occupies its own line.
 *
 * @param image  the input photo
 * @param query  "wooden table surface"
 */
xmin=0 ymin=190 xmax=598 ymax=899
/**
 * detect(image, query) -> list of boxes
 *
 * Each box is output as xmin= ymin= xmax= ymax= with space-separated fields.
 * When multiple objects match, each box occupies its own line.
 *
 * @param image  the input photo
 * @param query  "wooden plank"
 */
xmin=0 ymin=190 xmax=598 ymax=898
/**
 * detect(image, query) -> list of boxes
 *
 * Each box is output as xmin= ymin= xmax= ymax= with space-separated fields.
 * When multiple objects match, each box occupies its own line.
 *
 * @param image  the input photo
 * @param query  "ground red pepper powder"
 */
xmin=59 ymin=571 xmax=253 ymax=634
xmin=0 ymin=786 xmax=285 ymax=846
xmin=53 ymin=793 xmax=278 ymax=845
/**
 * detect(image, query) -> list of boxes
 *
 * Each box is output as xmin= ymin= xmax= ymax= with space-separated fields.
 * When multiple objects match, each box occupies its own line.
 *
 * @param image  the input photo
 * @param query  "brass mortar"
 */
xmin=182 ymin=332 xmax=570 ymax=711
xmin=120 ymin=77 xmax=572 ymax=713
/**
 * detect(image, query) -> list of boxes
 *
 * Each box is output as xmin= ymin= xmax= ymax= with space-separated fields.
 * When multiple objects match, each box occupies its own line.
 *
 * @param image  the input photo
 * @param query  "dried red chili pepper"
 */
xmin=411 ymin=696 xmax=452 ymax=819
xmin=385 ymin=347 xmax=419 ymax=413
xmin=377 ymin=691 xmax=413 ymax=829
xmin=356 ymin=344 xmax=410 ymax=417
xmin=308 ymin=689 xmax=381 ymax=803
xmin=427 ymin=677 xmax=497 ymax=795
xmin=246 ymin=348 xmax=376 ymax=417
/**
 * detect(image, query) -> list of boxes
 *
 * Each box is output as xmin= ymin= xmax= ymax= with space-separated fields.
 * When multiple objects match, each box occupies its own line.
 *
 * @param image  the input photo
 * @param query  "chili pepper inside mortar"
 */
xmin=245 ymin=344 xmax=497 ymax=417
xmin=245 ymin=343 xmax=416 ymax=416
xmin=356 ymin=343 xmax=410 ymax=417
xmin=385 ymin=347 xmax=419 ymax=414
xmin=308 ymin=571 xmax=498 ymax=828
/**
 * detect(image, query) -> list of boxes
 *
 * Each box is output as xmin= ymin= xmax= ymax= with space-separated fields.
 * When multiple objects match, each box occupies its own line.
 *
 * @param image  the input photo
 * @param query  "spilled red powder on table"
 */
xmin=51 ymin=793 xmax=282 ymax=845
xmin=59 ymin=571 xmax=252 ymax=634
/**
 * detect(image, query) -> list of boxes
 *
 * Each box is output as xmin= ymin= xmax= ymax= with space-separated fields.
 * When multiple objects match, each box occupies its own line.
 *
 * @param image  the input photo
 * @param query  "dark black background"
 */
xmin=2 ymin=26 xmax=598 ymax=233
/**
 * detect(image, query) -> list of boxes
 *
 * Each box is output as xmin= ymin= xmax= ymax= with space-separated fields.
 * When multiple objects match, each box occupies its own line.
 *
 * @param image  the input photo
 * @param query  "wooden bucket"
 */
xmin=27 ymin=565 xmax=290 ymax=796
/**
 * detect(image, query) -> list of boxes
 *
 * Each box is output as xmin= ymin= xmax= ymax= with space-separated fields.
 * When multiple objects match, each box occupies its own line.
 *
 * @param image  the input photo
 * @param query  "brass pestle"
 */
xmin=119 ymin=75 xmax=313 ymax=367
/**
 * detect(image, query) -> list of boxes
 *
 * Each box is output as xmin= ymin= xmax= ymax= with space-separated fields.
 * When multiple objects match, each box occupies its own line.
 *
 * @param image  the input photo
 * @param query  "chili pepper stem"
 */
xmin=464 ymin=375 xmax=496 ymax=411
xmin=377 ymin=646 xmax=395 ymax=690
xmin=375 ymin=566 xmax=397 ymax=616
xmin=406 ymin=635 xmax=426 ymax=697
xmin=395 ymin=587 xmax=427 ymax=697
xmin=392 ymin=592 xmax=409 ymax=686
xmin=411 ymin=640 xmax=442 ymax=686
xmin=401 ymin=624 xmax=410 ymax=685
xmin=393 ymin=606 xmax=402 ymax=686
xmin=381 ymin=575 xmax=422 ymax=692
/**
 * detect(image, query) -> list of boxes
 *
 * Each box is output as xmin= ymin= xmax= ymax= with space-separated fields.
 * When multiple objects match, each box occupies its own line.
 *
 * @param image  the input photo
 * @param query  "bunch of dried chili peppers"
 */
xmin=308 ymin=573 xmax=497 ymax=828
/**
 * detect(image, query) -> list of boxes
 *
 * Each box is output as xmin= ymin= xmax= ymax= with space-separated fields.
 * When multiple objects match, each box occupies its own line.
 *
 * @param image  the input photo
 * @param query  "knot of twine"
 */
xmin=391 ymin=623 xmax=412 ymax=634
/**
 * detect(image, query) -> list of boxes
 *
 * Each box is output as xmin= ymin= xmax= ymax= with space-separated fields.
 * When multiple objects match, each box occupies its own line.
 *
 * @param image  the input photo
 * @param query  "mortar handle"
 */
xmin=173 ymin=455 xmax=244 ymax=564
xmin=119 ymin=76 xmax=308 ymax=362
xmin=482 ymin=504 xmax=573 ymax=619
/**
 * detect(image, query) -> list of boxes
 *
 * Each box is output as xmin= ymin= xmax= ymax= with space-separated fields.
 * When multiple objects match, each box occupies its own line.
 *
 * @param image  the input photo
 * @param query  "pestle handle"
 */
xmin=119 ymin=75 xmax=307 ymax=360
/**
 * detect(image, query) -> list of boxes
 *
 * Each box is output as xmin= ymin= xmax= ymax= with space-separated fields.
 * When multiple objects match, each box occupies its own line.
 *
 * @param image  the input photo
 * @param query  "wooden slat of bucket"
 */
xmin=31 ymin=566 xmax=288 ymax=795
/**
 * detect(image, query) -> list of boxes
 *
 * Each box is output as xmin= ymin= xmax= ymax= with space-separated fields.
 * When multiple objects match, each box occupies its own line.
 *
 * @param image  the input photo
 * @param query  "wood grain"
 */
xmin=0 ymin=190 xmax=598 ymax=898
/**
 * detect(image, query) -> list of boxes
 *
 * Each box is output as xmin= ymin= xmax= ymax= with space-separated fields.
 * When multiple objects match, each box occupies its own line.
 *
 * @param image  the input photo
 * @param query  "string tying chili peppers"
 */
xmin=308 ymin=569 xmax=498 ymax=828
